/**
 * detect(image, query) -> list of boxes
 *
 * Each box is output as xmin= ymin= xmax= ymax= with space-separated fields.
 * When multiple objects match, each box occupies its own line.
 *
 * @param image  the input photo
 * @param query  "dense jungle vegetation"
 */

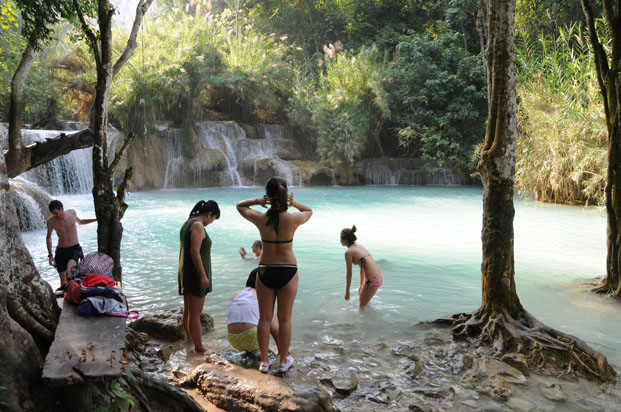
xmin=0 ymin=0 xmax=606 ymax=205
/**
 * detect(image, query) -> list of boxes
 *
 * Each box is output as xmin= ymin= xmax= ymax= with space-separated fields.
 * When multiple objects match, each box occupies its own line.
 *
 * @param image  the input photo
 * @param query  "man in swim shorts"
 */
xmin=46 ymin=200 xmax=96 ymax=293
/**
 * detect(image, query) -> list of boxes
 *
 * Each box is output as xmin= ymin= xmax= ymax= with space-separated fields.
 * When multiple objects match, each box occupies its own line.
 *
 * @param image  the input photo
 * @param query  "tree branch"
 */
xmin=4 ymin=129 xmax=94 ymax=178
xmin=72 ymin=0 xmax=102 ymax=69
xmin=107 ymin=132 xmax=136 ymax=178
xmin=117 ymin=167 xmax=132 ymax=220
xmin=112 ymin=0 xmax=155 ymax=78
xmin=581 ymin=0 xmax=610 ymax=118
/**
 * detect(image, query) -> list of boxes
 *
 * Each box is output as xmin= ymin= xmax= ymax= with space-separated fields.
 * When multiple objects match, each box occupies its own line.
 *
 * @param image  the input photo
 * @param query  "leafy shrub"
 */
xmin=390 ymin=25 xmax=487 ymax=170
xmin=289 ymin=45 xmax=390 ymax=165
xmin=515 ymin=24 xmax=607 ymax=205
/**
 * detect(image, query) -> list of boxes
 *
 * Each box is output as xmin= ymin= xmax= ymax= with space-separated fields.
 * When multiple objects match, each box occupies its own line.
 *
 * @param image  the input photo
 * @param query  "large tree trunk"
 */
xmin=0 ymin=147 xmax=60 ymax=411
xmin=446 ymin=0 xmax=615 ymax=381
xmin=5 ymin=41 xmax=36 ymax=174
xmin=581 ymin=0 xmax=621 ymax=297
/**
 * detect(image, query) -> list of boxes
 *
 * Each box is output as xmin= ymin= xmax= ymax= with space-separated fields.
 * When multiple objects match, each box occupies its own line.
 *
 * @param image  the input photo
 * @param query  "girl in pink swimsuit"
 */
xmin=340 ymin=225 xmax=383 ymax=308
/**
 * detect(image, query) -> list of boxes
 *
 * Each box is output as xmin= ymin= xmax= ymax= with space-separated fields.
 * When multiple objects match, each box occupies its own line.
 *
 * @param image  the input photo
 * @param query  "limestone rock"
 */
xmin=129 ymin=307 xmax=214 ymax=341
xmin=501 ymin=353 xmax=529 ymax=376
xmin=324 ymin=369 xmax=359 ymax=394
xmin=539 ymin=383 xmax=567 ymax=402
xmin=413 ymin=386 xmax=456 ymax=400
xmin=460 ymin=356 xmax=526 ymax=400
xmin=507 ymin=397 xmax=536 ymax=412
xmin=191 ymin=352 xmax=336 ymax=412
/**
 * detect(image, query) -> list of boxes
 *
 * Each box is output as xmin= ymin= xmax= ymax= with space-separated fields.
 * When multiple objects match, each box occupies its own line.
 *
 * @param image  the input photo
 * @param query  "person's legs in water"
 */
xmin=255 ymin=274 xmax=277 ymax=371
xmin=275 ymin=273 xmax=298 ymax=370
xmin=182 ymin=294 xmax=192 ymax=345
xmin=358 ymin=281 xmax=379 ymax=308
xmin=185 ymin=292 xmax=206 ymax=353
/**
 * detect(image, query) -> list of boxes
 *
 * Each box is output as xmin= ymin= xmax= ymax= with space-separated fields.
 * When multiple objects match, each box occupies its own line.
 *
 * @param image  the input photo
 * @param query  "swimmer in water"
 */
xmin=340 ymin=225 xmax=383 ymax=308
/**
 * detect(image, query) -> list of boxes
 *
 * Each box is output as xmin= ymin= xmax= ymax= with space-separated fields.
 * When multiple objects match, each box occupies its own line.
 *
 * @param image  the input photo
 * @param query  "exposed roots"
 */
xmin=447 ymin=307 xmax=616 ymax=381
xmin=591 ymin=277 xmax=621 ymax=297
xmin=7 ymin=295 xmax=56 ymax=345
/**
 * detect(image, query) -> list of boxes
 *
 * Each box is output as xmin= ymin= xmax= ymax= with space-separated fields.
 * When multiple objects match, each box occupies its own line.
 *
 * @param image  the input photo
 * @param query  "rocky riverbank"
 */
xmin=126 ymin=309 xmax=621 ymax=412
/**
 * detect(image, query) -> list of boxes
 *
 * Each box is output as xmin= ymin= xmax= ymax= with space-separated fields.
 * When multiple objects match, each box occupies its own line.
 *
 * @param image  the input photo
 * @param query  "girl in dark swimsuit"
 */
xmin=341 ymin=225 xmax=383 ymax=308
xmin=236 ymin=177 xmax=312 ymax=373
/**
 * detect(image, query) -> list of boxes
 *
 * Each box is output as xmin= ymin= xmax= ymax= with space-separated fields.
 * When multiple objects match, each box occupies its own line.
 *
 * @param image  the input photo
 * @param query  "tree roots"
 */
xmin=591 ymin=277 xmax=621 ymax=297
xmin=447 ymin=307 xmax=616 ymax=381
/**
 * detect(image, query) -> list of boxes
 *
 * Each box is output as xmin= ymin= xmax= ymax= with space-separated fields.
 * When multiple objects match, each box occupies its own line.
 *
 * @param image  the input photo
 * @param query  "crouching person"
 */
xmin=227 ymin=269 xmax=280 ymax=353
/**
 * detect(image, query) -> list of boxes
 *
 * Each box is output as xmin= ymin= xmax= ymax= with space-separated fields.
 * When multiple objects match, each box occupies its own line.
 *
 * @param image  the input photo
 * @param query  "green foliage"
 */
xmin=289 ymin=45 xmax=390 ymax=165
xmin=515 ymin=0 xmax=591 ymax=38
xmin=92 ymin=366 xmax=137 ymax=411
xmin=390 ymin=25 xmax=487 ymax=169
xmin=515 ymin=23 xmax=607 ymax=205
xmin=111 ymin=3 xmax=297 ymax=130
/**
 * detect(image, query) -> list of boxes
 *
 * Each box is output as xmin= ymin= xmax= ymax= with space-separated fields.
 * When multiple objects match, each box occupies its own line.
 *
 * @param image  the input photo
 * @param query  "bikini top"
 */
xmin=354 ymin=254 xmax=371 ymax=265
xmin=261 ymin=238 xmax=293 ymax=244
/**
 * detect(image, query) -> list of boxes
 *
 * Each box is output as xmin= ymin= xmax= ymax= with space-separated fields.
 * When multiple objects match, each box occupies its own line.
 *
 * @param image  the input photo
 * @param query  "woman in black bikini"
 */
xmin=236 ymin=177 xmax=312 ymax=373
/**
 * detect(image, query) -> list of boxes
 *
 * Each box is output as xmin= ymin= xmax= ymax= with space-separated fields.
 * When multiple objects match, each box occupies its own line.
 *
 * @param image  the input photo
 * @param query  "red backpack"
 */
xmin=64 ymin=280 xmax=82 ymax=304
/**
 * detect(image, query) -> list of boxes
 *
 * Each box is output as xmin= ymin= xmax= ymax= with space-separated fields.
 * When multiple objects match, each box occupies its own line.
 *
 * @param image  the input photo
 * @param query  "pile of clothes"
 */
xmin=63 ymin=252 xmax=138 ymax=319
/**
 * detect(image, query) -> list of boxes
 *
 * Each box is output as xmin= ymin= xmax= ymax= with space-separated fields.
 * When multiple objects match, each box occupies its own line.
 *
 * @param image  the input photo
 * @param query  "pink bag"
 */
xmin=78 ymin=252 xmax=114 ymax=278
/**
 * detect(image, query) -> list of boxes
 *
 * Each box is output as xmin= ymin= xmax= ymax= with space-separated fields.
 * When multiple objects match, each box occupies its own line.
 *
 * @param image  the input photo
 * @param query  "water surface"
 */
xmin=22 ymin=186 xmax=621 ymax=367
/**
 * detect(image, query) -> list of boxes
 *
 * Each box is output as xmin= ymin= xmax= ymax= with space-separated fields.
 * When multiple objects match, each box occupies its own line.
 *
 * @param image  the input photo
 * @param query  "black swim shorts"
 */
xmin=55 ymin=244 xmax=84 ymax=273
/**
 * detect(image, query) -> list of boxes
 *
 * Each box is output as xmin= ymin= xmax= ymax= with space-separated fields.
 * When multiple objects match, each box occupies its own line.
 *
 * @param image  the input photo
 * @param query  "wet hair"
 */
xmin=265 ymin=177 xmax=288 ymax=233
xmin=252 ymin=240 xmax=263 ymax=250
xmin=49 ymin=200 xmax=63 ymax=212
xmin=340 ymin=225 xmax=357 ymax=245
xmin=246 ymin=268 xmax=258 ymax=288
xmin=189 ymin=200 xmax=220 ymax=219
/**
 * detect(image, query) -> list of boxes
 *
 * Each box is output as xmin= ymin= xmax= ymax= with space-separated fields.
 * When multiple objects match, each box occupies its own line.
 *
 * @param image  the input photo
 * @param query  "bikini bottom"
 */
xmin=258 ymin=264 xmax=298 ymax=289
xmin=227 ymin=326 xmax=259 ymax=352
xmin=365 ymin=275 xmax=383 ymax=288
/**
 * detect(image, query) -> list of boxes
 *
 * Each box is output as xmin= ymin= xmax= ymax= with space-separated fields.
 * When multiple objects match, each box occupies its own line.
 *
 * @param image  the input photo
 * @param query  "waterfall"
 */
xmin=298 ymin=168 xmax=303 ymax=187
xmin=365 ymin=163 xmax=397 ymax=185
xmin=162 ymin=129 xmax=184 ymax=189
xmin=2 ymin=124 xmax=122 ymax=195
xmin=197 ymin=121 xmax=244 ymax=187
xmin=10 ymin=178 xmax=53 ymax=231
xmin=18 ymin=129 xmax=93 ymax=194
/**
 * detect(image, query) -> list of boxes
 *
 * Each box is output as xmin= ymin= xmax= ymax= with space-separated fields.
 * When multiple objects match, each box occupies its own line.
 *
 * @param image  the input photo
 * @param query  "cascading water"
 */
xmin=9 ymin=178 xmax=53 ymax=231
xmin=163 ymin=129 xmax=184 ymax=189
xmin=197 ymin=121 xmax=244 ymax=187
xmin=18 ymin=129 xmax=93 ymax=194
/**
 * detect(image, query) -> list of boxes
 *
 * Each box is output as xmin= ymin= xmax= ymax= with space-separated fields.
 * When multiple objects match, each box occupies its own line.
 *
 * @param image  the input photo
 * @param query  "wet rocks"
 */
xmin=460 ymin=356 xmax=527 ymax=399
xmin=190 ymin=352 xmax=336 ymax=412
xmin=501 ymin=353 xmax=529 ymax=376
xmin=129 ymin=307 xmax=214 ymax=341
xmin=507 ymin=397 xmax=536 ymax=411
xmin=413 ymin=386 xmax=456 ymax=400
xmin=321 ymin=369 xmax=359 ymax=394
xmin=539 ymin=382 xmax=567 ymax=402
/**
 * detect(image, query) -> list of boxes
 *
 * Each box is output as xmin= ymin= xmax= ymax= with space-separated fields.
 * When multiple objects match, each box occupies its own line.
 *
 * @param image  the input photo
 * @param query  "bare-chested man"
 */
xmin=46 ymin=200 xmax=96 ymax=291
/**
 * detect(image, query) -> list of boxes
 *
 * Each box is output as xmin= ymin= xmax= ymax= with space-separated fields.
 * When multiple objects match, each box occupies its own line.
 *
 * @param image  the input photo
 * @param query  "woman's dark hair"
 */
xmin=340 ymin=225 xmax=357 ymax=245
xmin=265 ymin=177 xmax=288 ymax=233
xmin=246 ymin=268 xmax=258 ymax=288
xmin=189 ymin=200 xmax=220 ymax=219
